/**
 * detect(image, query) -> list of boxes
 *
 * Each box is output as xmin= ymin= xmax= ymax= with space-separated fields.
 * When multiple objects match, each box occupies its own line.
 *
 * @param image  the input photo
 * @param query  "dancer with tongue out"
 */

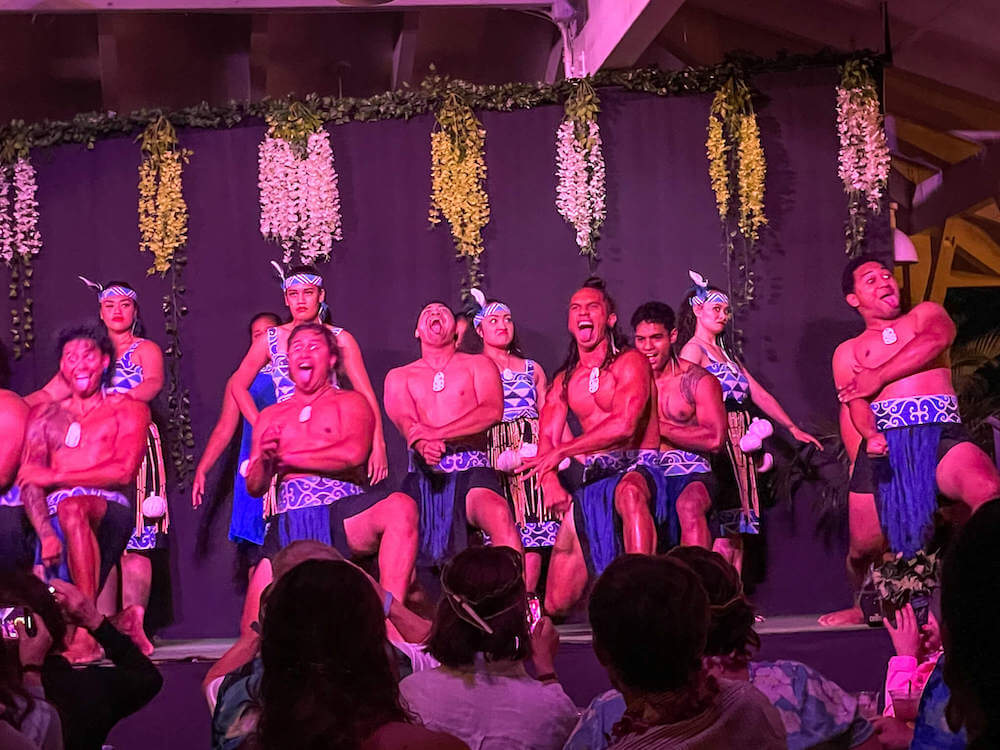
xmin=384 ymin=301 xmax=522 ymax=570
xmin=520 ymin=277 xmax=659 ymax=616
xmin=820 ymin=256 xmax=1000 ymax=626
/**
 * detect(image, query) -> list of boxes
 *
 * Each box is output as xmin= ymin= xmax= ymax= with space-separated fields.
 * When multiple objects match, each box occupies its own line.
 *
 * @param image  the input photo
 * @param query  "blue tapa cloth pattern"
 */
xmin=871 ymin=394 xmax=962 ymax=556
xmin=276 ymin=475 xmax=364 ymax=514
xmin=267 ymin=325 xmax=343 ymax=403
xmin=577 ymin=452 xmax=634 ymax=575
xmin=47 ymin=486 xmax=130 ymax=517
xmin=230 ymin=369 xmax=275 ymax=546
xmin=106 ymin=340 xmax=145 ymax=393
xmin=0 ymin=485 xmax=21 ymax=507
xmin=501 ymin=360 xmax=539 ymax=421
xmin=564 ymin=660 xmax=874 ymax=750
xmin=412 ymin=449 xmax=490 ymax=563
xmin=632 ymin=449 xmax=711 ymax=545
xmin=705 ymin=360 xmax=750 ymax=405
xmin=871 ymin=394 xmax=961 ymax=431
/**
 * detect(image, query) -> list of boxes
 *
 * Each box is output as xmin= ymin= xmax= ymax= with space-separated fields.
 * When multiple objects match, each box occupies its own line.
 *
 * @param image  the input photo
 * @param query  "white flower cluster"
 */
xmin=0 ymin=158 xmax=42 ymax=265
xmin=836 ymin=86 xmax=890 ymax=211
xmin=259 ymin=130 xmax=342 ymax=265
xmin=555 ymin=119 xmax=606 ymax=257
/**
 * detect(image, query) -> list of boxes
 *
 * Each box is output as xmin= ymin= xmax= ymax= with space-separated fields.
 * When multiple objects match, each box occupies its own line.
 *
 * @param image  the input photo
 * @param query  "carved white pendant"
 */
xmin=882 ymin=327 xmax=898 ymax=345
xmin=588 ymin=366 xmax=600 ymax=394
xmin=298 ymin=405 xmax=312 ymax=423
xmin=502 ymin=367 xmax=514 ymax=380
xmin=432 ymin=371 xmax=445 ymax=392
xmin=65 ymin=422 xmax=81 ymax=448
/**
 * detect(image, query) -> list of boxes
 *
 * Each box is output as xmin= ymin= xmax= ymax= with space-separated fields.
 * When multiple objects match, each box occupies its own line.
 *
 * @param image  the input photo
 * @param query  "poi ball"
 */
xmin=750 ymin=418 xmax=774 ymax=439
xmin=239 ymin=459 xmax=250 ymax=477
xmin=740 ymin=432 xmax=763 ymax=453
xmin=496 ymin=449 xmax=521 ymax=473
xmin=142 ymin=495 xmax=167 ymax=519
xmin=520 ymin=443 xmax=539 ymax=458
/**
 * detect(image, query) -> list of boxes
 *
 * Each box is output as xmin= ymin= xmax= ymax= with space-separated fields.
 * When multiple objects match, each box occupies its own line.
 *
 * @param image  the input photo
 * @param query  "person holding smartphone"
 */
xmin=0 ymin=592 xmax=63 ymax=750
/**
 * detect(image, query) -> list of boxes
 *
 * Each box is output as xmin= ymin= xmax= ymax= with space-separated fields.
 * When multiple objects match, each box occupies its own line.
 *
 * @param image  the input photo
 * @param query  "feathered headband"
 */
xmin=271 ymin=260 xmax=323 ymax=291
xmin=78 ymin=276 xmax=137 ymax=302
xmin=688 ymin=270 xmax=728 ymax=308
xmin=469 ymin=288 xmax=511 ymax=329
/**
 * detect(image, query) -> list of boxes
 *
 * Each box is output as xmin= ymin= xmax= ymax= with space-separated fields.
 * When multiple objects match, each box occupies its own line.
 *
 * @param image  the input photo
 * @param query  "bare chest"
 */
xmin=567 ymin=366 xmax=617 ymax=428
xmin=656 ymin=375 xmax=697 ymax=425
xmin=407 ymin=367 xmax=478 ymax=424
xmin=276 ymin=403 xmax=341 ymax=443
xmin=854 ymin=324 xmax=916 ymax=369
xmin=52 ymin=409 xmax=119 ymax=466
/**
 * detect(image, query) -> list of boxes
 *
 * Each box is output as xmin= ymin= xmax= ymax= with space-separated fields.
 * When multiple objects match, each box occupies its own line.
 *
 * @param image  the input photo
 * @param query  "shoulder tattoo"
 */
xmin=680 ymin=364 xmax=709 ymax=406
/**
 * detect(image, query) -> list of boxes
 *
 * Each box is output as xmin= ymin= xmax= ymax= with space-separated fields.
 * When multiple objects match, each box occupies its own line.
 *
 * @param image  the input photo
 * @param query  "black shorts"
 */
xmin=261 ymin=485 xmax=389 ymax=561
xmin=850 ymin=422 xmax=972 ymax=495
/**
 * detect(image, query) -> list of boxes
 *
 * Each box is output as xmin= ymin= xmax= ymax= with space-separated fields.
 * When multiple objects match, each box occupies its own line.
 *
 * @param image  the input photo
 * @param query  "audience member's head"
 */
xmin=668 ymin=546 xmax=760 ymax=669
xmin=256 ymin=559 xmax=409 ymax=750
xmin=427 ymin=546 xmax=530 ymax=667
xmin=589 ymin=554 xmax=709 ymax=694
xmin=942 ymin=498 xmax=1000 ymax=745
xmin=270 ymin=539 xmax=343 ymax=581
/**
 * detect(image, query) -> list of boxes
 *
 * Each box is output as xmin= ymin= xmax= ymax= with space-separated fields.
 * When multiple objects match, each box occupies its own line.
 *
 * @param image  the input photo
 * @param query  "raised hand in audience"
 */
xmin=883 ymin=603 xmax=920 ymax=658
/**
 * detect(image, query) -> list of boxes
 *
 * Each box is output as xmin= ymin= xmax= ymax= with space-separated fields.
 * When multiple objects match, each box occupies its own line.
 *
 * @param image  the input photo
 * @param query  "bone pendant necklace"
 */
xmin=298 ymin=405 xmax=312 ymax=423
xmin=588 ymin=366 xmax=600 ymax=394
xmin=882 ymin=327 xmax=898 ymax=345
xmin=425 ymin=352 xmax=455 ymax=393
xmin=65 ymin=422 xmax=81 ymax=448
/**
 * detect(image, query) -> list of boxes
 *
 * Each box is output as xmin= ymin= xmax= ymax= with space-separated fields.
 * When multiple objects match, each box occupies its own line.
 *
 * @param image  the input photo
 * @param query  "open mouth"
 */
xmin=429 ymin=319 xmax=443 ymax=333
xmin=74 ymin=375 xmax=90 ymax=389
xmin=879 ymin=291 xmax=899 ymax=308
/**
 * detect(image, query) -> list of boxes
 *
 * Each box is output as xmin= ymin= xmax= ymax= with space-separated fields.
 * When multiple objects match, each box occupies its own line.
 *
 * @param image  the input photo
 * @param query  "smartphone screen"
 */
xmin=526 ymin=594 xmax=542 ymax=631
xmin=0 ymin=606 xmax=35 ymax=641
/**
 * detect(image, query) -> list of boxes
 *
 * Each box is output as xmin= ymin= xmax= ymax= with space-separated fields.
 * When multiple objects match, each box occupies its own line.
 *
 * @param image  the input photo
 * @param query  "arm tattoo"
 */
xmin=20 ymin=404 xmax=68 ymax=535
xmin=680 ymin=364 xmax=709 ymax=406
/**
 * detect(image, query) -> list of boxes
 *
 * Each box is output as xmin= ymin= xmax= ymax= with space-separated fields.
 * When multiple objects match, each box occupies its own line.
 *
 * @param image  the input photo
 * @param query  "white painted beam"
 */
xmin=391 ymin=11 xmax=419 ymax=88
xmin=0 ymin=0 xmax=550 ymax=10
xmin=567 ymin=0 xmax=685 ymax=76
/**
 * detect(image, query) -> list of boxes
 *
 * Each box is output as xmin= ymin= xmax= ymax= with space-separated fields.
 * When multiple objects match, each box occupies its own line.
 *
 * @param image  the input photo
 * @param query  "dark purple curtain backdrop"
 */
xmin=2 ymin=67 xmax=886 ymax=637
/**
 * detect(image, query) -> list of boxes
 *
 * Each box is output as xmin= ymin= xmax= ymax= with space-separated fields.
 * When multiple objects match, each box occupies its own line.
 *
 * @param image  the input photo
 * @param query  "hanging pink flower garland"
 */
xmin=0 ymin=154 xmax=42 ymax=357
xmin=836 ymin=60 xmax=890 ymax=256
xmin=258 ymin=103 xmax=342 ymax=266
xmin=555 ymin=80 xmax=606 ymax=263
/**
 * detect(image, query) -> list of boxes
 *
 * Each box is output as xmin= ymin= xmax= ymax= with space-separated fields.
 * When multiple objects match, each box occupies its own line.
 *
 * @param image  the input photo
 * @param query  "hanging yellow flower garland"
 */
xmin=136 ymin=116 xmax=196 ymax=484
xmin=138 ymin=116 xmax=191 ymax=276
xmin=429 ymin=93 xmax=490 ymax=291
xmin=705 ymin=76 xmax=767 ymax=326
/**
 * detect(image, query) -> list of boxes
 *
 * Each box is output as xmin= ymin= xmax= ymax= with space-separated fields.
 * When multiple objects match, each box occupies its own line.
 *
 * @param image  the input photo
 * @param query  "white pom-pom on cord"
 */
xmin=142 ymin=495 xmax=167 ymax=519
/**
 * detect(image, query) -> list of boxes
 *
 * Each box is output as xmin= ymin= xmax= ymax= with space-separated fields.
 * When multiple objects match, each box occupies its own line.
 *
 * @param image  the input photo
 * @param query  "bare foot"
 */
xmin=818 ymin=606 xmax=864 ymax=627
xmin=112 ymin=605 xmax=155 ymax=656
xmin=65 ymin=628 xmax=104 ymax=664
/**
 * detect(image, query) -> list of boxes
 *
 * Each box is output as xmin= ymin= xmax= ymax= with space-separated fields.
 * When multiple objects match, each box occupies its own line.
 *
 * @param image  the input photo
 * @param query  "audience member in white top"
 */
xmin=586 ymin=554 xmax=785 ymax=750
xmin=399 ymin=546 xmax=579 ymax=750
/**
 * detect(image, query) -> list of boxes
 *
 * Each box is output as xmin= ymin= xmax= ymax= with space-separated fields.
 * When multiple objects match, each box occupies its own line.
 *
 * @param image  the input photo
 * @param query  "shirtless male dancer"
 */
xmin=820 ymin=256 xmax=1000 ymax=626
xmin=246 ymin=323 xmax=417 ymax=602
xmin=631 ymin=302 xmax=726 ymax=549
xmin=0 ymin=388 xmax=31 ymax=573
xmin=384 ymin=301 xmax=522 ymax=567
xmin=230 ymin=264 xmax=389 ymax=484
xmin=17 ymin=326 xmax=149 ymax=660
xmin=209 ymin=324 xmax=420 ymax=678
xmin=522 ymin=278 xmax=658 ymax=615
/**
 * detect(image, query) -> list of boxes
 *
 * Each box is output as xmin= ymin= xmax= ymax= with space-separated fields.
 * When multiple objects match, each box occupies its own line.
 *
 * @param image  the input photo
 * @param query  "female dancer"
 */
xmin=229 ymin=264 xmax=388 ymax=484
xmin=678 ymin=272 xmax=820 ymax=569
xmin=469 ymin=289 xmax=557 ymax=593
xmin=31 ymin=278 xmax=166 ymax=653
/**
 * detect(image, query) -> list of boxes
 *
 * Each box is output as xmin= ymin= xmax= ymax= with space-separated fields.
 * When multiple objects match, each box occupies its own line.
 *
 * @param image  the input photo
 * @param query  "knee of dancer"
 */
xmin=55 ymin=498 xmax=87 ymax=528
xmin=386 ymin=492 xmax=419 ymax=531
xmin=614 ymin=482 xmax=650 ymax=519
xmin=675 ymin=494 xmax=707 ymax=524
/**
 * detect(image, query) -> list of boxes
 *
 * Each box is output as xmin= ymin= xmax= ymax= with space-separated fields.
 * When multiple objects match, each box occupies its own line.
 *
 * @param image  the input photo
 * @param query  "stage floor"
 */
xmin=106 ymin=615 xmax=893 ymax=749
xmin=142 ymin=613 xmax=873 ymax=663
